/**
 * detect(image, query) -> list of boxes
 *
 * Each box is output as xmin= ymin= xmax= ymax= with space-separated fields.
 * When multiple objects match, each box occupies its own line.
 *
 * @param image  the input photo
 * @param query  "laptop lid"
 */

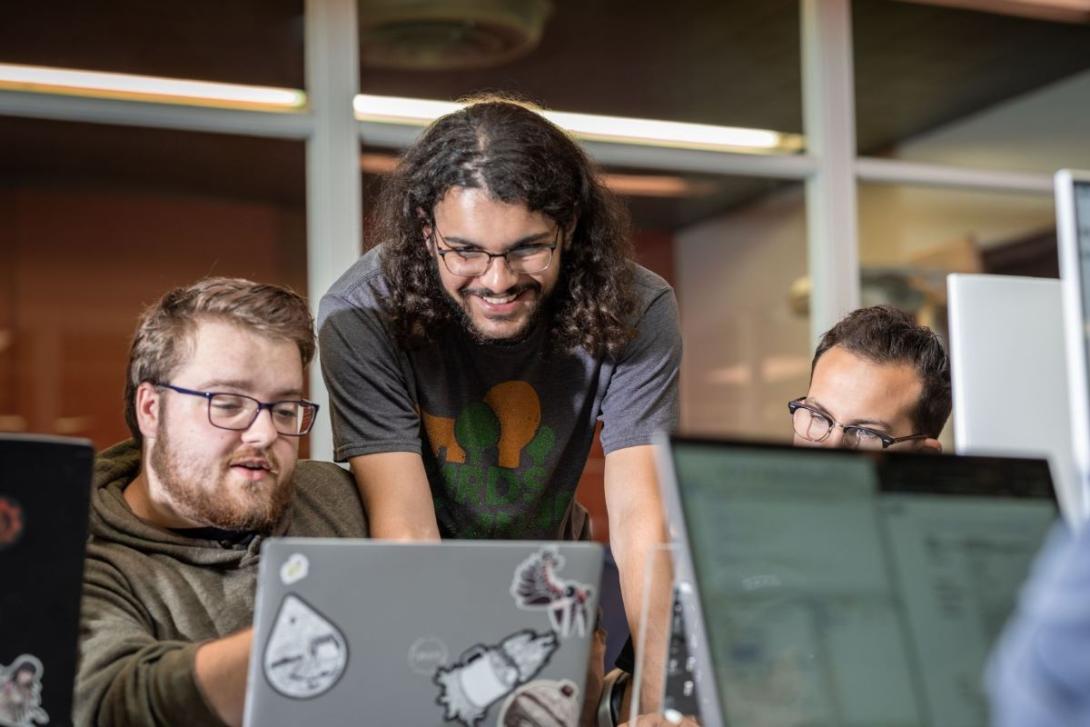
xmin=0 ymin=434 xmax=93 ymax=727
xmin=656 ymin=435 xmax=1056 ymax=727
xmin=244 ymin=539 xmax=603 ymax=727
xmin=1056 ymin=168 xmax=1090 ymax=522
xmin=947 ymin=273 xmax=1082 ymax=521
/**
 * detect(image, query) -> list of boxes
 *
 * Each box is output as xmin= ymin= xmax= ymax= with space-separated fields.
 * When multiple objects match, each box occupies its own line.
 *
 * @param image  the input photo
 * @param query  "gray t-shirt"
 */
xmin=318 ymin=245 xmax=681 ymax=539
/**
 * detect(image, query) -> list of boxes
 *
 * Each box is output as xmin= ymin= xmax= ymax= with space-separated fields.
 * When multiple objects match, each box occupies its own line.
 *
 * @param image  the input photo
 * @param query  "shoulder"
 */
xmin=290 ymin=461 xmax=369 ymax=537
xmin=629 ymin=263 xmax=675 ymax=313
xmin=293 ymin=460 xmax=357 ymax=497
xmin=318 ymin=246 xmax=390 ymax=319
xmin=628 ymin=263 xmax=678 ymax=327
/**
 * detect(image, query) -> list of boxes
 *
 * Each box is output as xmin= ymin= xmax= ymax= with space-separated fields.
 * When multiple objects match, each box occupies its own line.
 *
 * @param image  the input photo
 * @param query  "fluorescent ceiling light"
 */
xmin=354 ymin=94 xmax=804 ymax=154
xmin=0 ymin=63 xmax=306 ymax=111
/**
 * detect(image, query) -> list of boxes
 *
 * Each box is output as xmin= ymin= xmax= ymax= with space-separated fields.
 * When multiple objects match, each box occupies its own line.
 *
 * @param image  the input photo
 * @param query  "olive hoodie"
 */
xmin=75 ymin=440 xmax=368 ymax=727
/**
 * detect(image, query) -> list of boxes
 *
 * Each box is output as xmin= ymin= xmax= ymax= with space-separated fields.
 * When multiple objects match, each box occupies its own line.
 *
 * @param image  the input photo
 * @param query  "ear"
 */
xmin=562 ymin=218 xmax=578 ymax=250
xmin=915 ymin=437 xmax=943 ymax=454
xmin=134 ymin=382 xmax=162 ymax=440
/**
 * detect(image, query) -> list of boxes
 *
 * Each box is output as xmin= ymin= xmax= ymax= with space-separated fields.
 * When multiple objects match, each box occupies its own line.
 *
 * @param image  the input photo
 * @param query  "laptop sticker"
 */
xmin=263 ymin=594 xmax=348 ymax=699
xmin=0 ymin=654 xmax=48 ymax=727
xmin=279 ymin=553 xmax=309 ymax=586
xmin=511 ymin=548 xmax=594 ymax=639
xmin=408 ymin=637 xmax=450 ymax=676
xmin=0 ymin=497 xmax=24 ymax=550
xmin=497 ymin=679 xmax=581 ymax=727
xmin=434 ymin=629 xmax=558 ymax=727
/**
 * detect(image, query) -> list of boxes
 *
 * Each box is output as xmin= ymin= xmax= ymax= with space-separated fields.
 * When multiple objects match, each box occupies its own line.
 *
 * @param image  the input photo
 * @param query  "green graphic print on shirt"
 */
xmin=421 ymin=381 xmax=571 ymax=538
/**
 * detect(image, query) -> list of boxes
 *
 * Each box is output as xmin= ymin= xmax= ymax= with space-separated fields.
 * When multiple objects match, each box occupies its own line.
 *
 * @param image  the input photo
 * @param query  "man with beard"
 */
xmin=76 ymin=278 xmax=367 ymax=727
xmin=318 ymin=97 xmax=681 ymax=711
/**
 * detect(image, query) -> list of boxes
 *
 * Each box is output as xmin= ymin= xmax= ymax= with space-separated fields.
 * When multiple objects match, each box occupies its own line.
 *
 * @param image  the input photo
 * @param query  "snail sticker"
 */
xmin=498 ymin=679 xmax=581 ymax=727
xmin=263 ymin=594 xmax=348 ymax=699
xmin=0 ymin=654 xmax=48 ymax=727
xmin=434 ymin=630 xmax=558 ymax=727
xmin=510 ymin=548 xmax=594 ymax=639
xmin=0 ymin=497 xmax=24 ymax=550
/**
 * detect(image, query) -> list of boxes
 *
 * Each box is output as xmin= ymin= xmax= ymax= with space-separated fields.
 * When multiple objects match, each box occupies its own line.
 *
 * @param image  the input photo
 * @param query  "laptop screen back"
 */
xmin=669 ymin=440 xmax=1055 ymax=727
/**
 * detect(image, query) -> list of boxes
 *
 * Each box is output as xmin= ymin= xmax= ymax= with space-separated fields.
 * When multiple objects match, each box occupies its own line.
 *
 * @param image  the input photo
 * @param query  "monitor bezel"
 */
xmin=654 ymin=433 xmax=1056 ymax=727
xmin=1055 ymin=168 xmax=1090 ymax=521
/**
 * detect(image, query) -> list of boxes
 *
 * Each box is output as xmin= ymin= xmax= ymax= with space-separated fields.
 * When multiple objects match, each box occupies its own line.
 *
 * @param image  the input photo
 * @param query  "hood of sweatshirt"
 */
xmin=90 ymin=439 xmax=290 ymax=568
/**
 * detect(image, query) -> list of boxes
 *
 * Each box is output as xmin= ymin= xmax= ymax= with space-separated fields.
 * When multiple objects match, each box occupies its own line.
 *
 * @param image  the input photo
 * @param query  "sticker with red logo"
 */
xmin=0 ymin=496 xmax=24 ymax=549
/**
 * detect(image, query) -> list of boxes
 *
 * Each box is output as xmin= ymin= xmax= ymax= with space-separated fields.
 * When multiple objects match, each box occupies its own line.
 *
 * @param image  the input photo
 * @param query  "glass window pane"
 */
xmin=0 ymin=117 xmax=306 ymax=450
xmin=1 ymin=0 xmax=304 ymax=88
xmin=675 ymin=181 xmax=809 ymax=440
xmin=359 ymin=2 xmax=802 ymax=133
xmin=854 ymin=0 xmax=1090 ymax=172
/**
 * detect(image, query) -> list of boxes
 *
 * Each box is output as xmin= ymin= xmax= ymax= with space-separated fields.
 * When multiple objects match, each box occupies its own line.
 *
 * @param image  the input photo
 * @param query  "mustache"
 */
xmin=459 ymin=282 xmax=540 ymax=298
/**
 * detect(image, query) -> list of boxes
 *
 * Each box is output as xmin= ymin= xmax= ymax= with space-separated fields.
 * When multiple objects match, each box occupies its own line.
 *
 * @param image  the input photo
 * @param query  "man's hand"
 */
xmin=193 ymin=628 xmax=254 ymax=727
xmin=349 ymin=452 xmax=441 ymax=541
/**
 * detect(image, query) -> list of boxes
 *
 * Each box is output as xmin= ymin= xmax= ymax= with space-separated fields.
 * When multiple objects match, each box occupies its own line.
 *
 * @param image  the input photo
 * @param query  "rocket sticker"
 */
xmin=433 ymin=630 xmax=558 ymax=727
xmin=263 ymin=594 xmax=348 ymax=699
xmin=510 ymin=548 xmax=594 ymax=639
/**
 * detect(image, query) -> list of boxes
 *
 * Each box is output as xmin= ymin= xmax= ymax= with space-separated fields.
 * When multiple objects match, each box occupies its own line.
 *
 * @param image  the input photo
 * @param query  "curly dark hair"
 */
xmin=372 ymin=96 xmax=637 ymax=358
xmin=812 ymin=305 xmax=952 ymax=437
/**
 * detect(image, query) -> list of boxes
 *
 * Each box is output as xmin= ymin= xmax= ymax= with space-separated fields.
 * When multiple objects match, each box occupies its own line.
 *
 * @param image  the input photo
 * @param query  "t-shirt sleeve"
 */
xmin=75 ymin=559 xmax=226 ymax=727
xmin=598 ymin=285 xmax=682 ymax=454
xmin=317 ymin=287 xmax=424 ymax=462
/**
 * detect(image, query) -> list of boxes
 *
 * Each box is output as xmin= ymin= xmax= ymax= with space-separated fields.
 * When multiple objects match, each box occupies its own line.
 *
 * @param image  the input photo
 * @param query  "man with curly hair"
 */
xmin=318 ymin=97 xmax=681 ymax=692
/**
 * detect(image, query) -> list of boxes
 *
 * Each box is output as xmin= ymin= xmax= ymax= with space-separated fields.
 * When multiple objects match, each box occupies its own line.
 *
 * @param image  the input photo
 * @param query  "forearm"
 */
xmin=349 ymin=452 xmax=441 ymax=541
xmin=604 ymin=445 xmax=671 ymax=714
xmin=193 ymin=628 xmax=254 ymax=727
xmin=77 ymin=640 xmax=227 ymax=727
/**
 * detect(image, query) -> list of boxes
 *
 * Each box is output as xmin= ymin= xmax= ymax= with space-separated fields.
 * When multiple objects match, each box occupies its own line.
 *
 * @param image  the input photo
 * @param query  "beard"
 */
xmin=440 ymin=280 xmax=553 ymax=347
xmin=148 ymin=413 xmax=295 ymax=533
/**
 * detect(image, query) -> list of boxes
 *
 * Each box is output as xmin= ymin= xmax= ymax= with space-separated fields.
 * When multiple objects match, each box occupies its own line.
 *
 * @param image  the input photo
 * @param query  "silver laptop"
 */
xmin=655 ymin=435 xmax=1056 ymax=727
xmin=244 ymin=539 xmax=603 ymax=727
xmin=947 ymin=273 xmax=1083 ymax=521
xmin=1057 ymin=168 xmax=1090 ymax=523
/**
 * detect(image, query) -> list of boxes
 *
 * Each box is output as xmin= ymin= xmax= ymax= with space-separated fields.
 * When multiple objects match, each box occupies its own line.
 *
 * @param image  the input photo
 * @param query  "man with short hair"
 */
xmin=76 ymin=278 xmax=368 ymax=727
xmin=318 ymin=98 xmax=681 ymax=697
xmin=790 ymin=305 xmax=951 ymax=451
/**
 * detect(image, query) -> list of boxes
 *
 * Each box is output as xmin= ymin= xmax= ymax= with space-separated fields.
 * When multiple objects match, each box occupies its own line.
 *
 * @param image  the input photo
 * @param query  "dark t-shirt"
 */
xmin=318 ymin=245 xmax=681 ymax=539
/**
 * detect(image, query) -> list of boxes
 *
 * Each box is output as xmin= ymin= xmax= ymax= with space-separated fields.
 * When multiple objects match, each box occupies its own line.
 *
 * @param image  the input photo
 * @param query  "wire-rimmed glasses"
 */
xmin=431 ymin=227 xmax=559 ymax=277
xmin=156 ymin=383 xmax=319 ymax=436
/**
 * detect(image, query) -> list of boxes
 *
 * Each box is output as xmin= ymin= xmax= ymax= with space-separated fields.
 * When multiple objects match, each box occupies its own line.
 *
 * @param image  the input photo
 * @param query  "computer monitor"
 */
xmin=1057 ymin=169 xmax=1090 ymax=523
xmin=656 ymin=436 xmax=1056 ymax=727
xmin=947 ymin=273 xmax=1083 ymax=521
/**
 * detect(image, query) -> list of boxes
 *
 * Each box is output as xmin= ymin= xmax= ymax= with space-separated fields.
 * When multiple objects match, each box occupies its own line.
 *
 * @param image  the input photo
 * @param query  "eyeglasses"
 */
xmin=431 ymin=227 xmax=559 ymax=277
xmin=787 ymin=397 xmax=928 ymax=450
xmin=156 ymin=383 xmax=320 ymax=436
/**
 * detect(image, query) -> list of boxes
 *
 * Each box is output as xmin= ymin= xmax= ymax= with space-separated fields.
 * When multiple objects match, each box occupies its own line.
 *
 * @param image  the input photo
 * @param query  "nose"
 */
xmin=241 ymin=406 xmax=280 ymax=447
xmin=823 ymin=425 xmax=847 ymax=448
xmin=478 ymin=254 xmax=520 ymax=292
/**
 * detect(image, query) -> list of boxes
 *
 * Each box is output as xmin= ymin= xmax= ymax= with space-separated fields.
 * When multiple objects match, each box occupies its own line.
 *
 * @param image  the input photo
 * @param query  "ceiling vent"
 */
xmin=359 ymin=0 xmax=554 ymax=70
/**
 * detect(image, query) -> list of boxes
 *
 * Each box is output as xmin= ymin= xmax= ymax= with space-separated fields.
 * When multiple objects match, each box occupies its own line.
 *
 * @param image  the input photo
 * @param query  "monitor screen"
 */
xmin=670 ymin=441 xmax=1055 ymax=727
